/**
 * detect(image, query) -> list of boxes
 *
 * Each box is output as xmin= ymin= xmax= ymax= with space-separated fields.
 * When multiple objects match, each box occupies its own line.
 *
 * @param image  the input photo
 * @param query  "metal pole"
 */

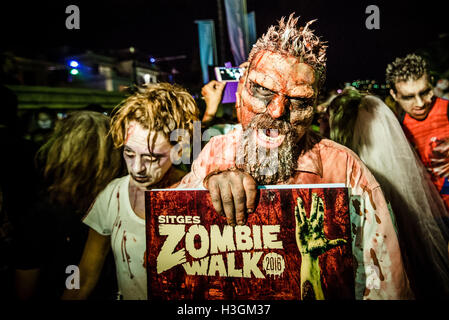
xmin=216 ymin=0 xmax=226 ymax=66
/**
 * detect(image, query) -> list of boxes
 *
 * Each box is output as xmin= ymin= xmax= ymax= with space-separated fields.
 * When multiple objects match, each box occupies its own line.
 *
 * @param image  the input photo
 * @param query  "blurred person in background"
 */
xmin=200 ymin=79 xmax=227 ymax=125
xmin=0 ymin=85 xmax=38 ymax=300
xmin=328 ymin=87 xmax=449 ymax=299
xmin=14 ymin=111 xmax=125 ymax=300
xmin=434 ymin=78 xmax=449 ymax=99
xmin=25 ymin=107 xmax=57 ymax=147
xmin=386 ymin=54 xmax=449 ymax=212
xmin=199 ymin=62 xmax=248 ymax=134
xmin=315 ymin=89 xmax=338 ymax=138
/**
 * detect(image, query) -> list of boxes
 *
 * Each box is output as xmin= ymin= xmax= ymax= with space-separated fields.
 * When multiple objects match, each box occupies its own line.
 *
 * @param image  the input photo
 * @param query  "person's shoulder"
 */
xmin=191 ymin=127 xmax=241 ymax=175
xmin=95 ymin=175 xmax=129 ymax=201
xmin=436 ymin=96 xmax=449 ymax=103
xmin=316 ymin=137 xmax=371 ymax=172
xmin=363 ymin=94 xmax=383 ymax=104
xmin=318 ymin=138 xmax=380 ymax=189
xmin=317 ymin=137 xmax=361 ymax=161
xmin=203 ymin=126 xmax=241 ymax=153
xmin=208 ymin=125 xmax=241 ymax=142
xmin=84 ymin=175 xmax=128 ymax=219
xmin=435 ymin=96 xmax=449 ymax=109
xmin=105 ymin=175 xmax=129 ymax=189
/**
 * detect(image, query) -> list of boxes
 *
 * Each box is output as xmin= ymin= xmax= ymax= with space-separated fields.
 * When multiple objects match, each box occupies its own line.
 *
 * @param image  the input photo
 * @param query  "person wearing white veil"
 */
xmin=328 ymin=87 xmax=449 ymax=299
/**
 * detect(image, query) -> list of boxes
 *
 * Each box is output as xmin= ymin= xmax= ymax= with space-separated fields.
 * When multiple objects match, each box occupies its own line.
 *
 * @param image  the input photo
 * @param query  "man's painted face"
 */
xmin=236 ymin=50 xmax=317 ymax=144
xmin=235 ymin=50 xmax=318 ymax=184
xmin=391 ymin=74 xmax=434 ymax=120
xmin=123 ymin=121 xmax=173 ymax=189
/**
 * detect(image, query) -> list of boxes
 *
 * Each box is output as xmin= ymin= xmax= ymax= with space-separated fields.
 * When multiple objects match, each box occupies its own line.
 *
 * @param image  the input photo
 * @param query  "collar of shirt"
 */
xmin=294 ymin=130 xmax=324 ymax=178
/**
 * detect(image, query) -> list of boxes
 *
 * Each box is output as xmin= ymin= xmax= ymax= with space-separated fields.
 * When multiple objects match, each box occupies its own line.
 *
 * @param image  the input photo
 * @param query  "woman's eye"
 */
xmin=144 ymin=155 xmax=161 ymax=162
xmin=124 ymin=151 xmax=135 ymax=157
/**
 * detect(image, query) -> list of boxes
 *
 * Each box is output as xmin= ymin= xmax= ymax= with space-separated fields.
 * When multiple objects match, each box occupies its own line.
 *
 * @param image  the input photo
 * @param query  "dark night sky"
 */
xmin=1 ymin=0 xmax=448 ymax=89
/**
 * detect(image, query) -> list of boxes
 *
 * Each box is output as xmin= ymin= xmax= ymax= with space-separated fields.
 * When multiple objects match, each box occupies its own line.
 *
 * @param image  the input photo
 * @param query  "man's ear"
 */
xmin=235 ymin=95 xmax=242 ymax=124
xmin=390 ymin=88 xmax=398 ymax=101
xmin=234 ymin=75 xmax=246 ymax=124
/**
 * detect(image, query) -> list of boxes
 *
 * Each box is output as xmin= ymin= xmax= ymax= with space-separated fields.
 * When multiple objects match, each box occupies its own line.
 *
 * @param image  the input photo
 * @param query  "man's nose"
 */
xmin=133 ymin=157 xmax=146 ymax=174
xmin=415 ymin=95 xmax=424 ymax=107
xmin=266 ymin=95 xmax=287 ymax=119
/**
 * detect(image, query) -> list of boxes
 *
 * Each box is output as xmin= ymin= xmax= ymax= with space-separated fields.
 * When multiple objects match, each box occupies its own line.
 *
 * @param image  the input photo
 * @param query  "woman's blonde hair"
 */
xmin=110 ymin=83 xmax=199 ymax=148
xmin=37 ymin=111 xmax=124 ymax=212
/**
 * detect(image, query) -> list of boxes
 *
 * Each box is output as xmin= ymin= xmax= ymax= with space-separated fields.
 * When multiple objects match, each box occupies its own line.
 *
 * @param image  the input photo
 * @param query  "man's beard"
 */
xmin=236 ymin=113 xmax=300 ymax=185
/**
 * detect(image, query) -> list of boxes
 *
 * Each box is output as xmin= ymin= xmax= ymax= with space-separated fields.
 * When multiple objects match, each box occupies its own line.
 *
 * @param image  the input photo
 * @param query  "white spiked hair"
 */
xmin=248 ymin=13 xmax=328 ymax=89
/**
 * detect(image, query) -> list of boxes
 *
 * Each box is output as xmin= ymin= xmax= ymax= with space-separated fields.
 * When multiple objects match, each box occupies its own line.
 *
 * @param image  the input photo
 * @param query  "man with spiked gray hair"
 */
xmin=178 ymin=14 xmax=412 ymax=299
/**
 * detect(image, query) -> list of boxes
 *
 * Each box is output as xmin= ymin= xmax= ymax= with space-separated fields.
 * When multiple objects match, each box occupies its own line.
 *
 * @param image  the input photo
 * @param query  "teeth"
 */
xmin=259 ymin=131 xmax=283 ymax=143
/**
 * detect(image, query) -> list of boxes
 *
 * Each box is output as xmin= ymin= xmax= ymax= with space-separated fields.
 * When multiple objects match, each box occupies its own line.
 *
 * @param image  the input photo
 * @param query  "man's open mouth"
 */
xmin=413 ymin=107 xmax=426 ymax=114
xmin=253 ymin=129 xmax=285 ymax=149
xmin=412 ymin=106 xmax=431 ymax=118
xmin=133 ymin=176 xmax=149 ymax=183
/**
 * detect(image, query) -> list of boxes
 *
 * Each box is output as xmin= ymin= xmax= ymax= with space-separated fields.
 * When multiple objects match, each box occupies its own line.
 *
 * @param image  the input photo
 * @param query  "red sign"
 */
xmin=145 ymin=186 xmax=354 ymax=300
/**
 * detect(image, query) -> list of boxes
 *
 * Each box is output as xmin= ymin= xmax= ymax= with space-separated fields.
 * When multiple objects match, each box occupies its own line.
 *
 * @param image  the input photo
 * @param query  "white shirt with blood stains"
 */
xmin=83 ymin=175 xmax=147 ymax=300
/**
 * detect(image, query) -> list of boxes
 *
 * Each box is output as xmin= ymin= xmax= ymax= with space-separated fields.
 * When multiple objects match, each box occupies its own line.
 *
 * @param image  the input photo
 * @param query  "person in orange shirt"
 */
xmin=386 ymin=54 xmax=449 ymax=213
xmin=328 ymin=87 xmax=449 ymax=298
xmin=178 ymin=14 xmax=412 ymax=299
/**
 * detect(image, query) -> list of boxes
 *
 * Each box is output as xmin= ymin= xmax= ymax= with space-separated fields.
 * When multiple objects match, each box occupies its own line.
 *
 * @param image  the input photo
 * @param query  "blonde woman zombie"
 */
xmin=62 ymin=83 xmax=198 ymax=300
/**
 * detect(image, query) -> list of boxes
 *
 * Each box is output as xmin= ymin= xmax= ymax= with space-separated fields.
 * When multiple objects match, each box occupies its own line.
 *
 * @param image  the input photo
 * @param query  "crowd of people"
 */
xmin=1 ymin=13 xmax=449 ymax=300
